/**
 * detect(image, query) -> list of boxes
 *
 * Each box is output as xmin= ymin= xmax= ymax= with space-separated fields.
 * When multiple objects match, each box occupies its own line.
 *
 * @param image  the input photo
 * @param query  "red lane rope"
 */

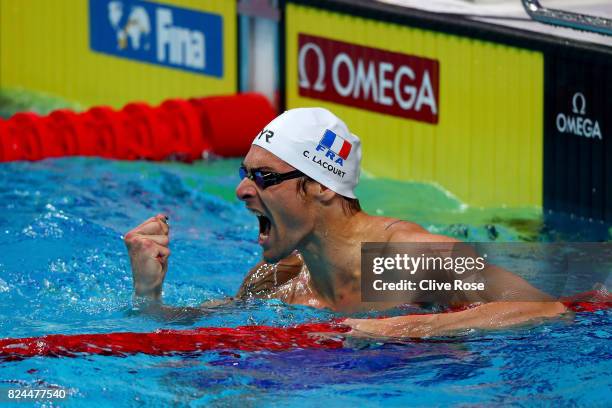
xmin=560 ymin=289 xmax=612 ymax=312
xmin=1 ymin=292 xmax=608 ymax=362
xmin=0 ymin=323 xmax=349 ymax=362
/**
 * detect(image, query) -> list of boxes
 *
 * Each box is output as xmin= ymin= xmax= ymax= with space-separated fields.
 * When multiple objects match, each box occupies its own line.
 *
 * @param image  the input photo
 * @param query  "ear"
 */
xmin=312 ymin=182 xmax=336 ymax=204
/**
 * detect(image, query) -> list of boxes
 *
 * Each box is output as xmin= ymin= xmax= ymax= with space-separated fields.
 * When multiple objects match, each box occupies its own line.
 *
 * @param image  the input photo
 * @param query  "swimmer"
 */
xmin=124 ymin=108 xmax=566 ymax=337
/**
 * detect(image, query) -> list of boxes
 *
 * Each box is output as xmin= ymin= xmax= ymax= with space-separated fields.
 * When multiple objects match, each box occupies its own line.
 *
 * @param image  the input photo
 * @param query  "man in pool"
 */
xmin=124 ymin=107 xmax=566 ymax=337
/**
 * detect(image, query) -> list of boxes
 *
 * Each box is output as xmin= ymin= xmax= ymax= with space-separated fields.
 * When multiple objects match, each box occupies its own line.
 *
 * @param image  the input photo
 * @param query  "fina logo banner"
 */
xmin=298 ymin=34 xmax=440 ymax=124
xmin=89 ymin=0 xmax=223 ymax=77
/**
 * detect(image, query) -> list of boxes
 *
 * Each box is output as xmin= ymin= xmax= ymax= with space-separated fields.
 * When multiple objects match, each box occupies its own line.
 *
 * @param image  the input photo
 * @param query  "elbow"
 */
xmin=541 ymin=301 xmax=568 ymax=317
xmin=499 ymin=301 xmax=568 ymax=326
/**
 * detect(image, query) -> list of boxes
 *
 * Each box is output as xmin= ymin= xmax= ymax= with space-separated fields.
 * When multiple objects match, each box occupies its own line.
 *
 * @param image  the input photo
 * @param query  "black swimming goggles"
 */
xmin=239 ymin=165 xmax=303 ymax=190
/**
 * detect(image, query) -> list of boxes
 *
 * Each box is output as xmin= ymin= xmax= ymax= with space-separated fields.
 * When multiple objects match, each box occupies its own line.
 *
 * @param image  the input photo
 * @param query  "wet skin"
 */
xmin=126 ymin=145 xmax=567 ymax=337
xmin=235 ymin=146 xmax=567 ymax=336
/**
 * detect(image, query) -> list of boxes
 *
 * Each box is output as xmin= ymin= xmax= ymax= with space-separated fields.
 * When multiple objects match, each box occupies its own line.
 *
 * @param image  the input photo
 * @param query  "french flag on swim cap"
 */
xmin=319 ymin=129 xmax=352 ymax=160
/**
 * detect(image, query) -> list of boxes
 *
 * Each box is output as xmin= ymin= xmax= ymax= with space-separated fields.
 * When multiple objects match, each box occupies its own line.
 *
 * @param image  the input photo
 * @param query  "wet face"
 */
xmin=236 ymin=146 xmax=315 ymax=263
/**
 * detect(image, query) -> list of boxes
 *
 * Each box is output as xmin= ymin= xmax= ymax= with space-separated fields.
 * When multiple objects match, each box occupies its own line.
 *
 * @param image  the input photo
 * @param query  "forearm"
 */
xmin=131 ymin=297 xmax=234 ymax=324
xmin=427 ymin=301 xmax=566 ymax=333
xmin=134 ymin=303 xmax=208 ymax=324
xmin=133 ymin=283 xmax=162 ymax=300
xmin=347 ymin=301 xmax=568 ymax=338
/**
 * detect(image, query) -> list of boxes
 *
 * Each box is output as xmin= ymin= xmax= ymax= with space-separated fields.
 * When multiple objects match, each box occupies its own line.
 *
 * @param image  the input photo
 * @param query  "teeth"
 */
xmin=248 ymin=208 xmax=271 ymax=239
xmin=248 ymin=208 xmax=264 ymax=216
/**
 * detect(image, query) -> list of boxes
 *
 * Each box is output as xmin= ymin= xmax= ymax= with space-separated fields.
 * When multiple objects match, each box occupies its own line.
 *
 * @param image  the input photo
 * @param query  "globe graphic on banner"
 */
xmin=108 ymin=1 xmax=151 ymax=51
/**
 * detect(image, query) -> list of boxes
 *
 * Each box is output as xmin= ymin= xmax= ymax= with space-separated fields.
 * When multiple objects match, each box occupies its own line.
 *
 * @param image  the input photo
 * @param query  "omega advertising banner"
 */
xmin=285 ymin=2 xmax=545 ymax=209
xmin=297 ymin=34 xmax=440 ymax=124
xmin=544 ymin=54 xmax=611 ymax=223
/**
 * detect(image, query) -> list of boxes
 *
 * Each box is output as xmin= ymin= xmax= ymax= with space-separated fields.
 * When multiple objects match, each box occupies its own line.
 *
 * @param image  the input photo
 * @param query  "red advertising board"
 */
xmin=298 ymin=34 xmax=440 ymax=124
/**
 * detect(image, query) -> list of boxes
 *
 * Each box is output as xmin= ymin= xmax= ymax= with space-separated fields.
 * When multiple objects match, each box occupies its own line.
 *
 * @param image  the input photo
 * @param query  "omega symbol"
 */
xmin=298 ymin=42 xmax=326 ymax=92
xmin=572 ymin=92 xmax=586 ymax=115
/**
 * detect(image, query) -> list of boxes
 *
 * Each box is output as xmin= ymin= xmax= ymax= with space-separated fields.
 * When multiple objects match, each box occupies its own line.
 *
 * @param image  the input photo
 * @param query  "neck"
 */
xmin=297 ymin=207 xmax=367 ymax=308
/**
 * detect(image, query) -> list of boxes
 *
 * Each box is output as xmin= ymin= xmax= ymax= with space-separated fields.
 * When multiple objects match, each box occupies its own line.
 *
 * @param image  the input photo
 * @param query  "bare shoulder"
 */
xmin=385 ymin=220 xmax=458 ymax=244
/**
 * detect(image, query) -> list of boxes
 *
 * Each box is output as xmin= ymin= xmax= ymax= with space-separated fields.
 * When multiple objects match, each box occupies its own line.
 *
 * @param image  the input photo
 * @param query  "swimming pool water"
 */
xmin=0 ymin=157 xmax=610 ymax=407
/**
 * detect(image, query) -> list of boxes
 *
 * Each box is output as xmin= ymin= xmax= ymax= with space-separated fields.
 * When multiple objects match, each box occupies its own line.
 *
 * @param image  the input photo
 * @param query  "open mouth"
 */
xmin=257 ymin=214 xmax=271 ymax=244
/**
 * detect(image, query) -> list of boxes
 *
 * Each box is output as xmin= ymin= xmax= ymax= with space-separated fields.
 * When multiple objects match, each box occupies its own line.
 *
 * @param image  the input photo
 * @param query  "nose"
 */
xmin=236 ymin=177 xmax=257 ymax=201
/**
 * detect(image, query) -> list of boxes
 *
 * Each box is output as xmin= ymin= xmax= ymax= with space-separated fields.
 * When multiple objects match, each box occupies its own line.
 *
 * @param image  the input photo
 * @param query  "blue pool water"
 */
xmin=0 ymin=157 xmax=610 ymax=407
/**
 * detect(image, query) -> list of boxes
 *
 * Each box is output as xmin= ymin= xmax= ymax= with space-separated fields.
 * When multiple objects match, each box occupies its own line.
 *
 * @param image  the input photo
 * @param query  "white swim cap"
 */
xmin=252 ymin=107 xmax=362 ymax=198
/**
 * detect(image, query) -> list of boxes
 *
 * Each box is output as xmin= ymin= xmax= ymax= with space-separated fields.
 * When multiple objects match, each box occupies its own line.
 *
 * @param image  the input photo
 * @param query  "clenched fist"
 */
xmin=124 ymin=214 xmax=171 ymax=299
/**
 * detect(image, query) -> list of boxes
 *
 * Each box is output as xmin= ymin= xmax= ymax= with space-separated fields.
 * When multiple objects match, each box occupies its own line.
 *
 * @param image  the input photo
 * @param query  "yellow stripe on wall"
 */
xmin=286 ymin=4 xmax=543 ymax=208
xmin=0 ymin=0 xmax=236 ymax=108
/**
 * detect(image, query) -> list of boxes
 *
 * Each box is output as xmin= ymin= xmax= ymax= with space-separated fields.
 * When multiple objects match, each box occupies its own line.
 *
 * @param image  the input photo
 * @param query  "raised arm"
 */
xmin=124 ymin=214 xmax=171 ymax=301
